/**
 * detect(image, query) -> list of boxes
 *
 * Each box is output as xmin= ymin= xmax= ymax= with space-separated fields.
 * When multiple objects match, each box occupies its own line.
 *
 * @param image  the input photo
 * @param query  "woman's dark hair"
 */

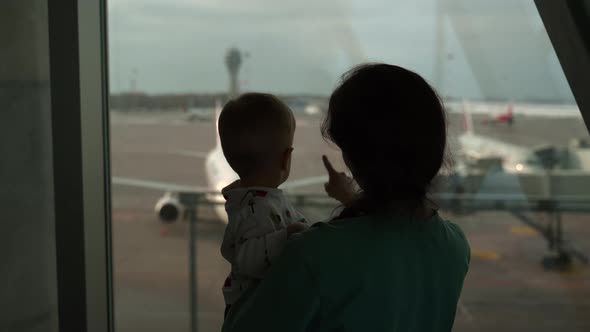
xmin=322 ymin=63 xmax=448 ymax=217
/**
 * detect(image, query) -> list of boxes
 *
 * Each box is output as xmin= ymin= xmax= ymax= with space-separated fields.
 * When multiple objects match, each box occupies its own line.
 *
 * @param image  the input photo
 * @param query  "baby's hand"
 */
xmin=322 ymin=155 xmax=357 ymax=206
xmin=287 ymin=222 xmax=308 ymax=235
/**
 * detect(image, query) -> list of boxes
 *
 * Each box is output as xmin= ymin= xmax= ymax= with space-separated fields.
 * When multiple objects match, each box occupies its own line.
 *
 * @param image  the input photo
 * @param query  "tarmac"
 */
xmin=110 ymin=110 xmax=590 ymax=332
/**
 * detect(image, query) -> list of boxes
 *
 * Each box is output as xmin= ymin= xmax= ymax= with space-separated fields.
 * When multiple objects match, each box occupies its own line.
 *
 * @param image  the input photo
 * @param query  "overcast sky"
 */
xmin=108 ymin=0 xmax=574 ymax=101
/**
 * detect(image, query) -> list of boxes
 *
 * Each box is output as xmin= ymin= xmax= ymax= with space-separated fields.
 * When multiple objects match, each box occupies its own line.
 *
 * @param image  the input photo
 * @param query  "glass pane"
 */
xmin=0 ymin=1 xmax=59 ymax=331
xmin=108 ymin=0 xmax=590 ymax=331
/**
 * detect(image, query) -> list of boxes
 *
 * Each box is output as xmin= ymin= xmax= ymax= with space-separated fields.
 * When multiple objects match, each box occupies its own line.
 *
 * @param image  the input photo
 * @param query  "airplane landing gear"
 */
xmin=512 ymin=205 xmax=588 ymax=271
xmin=542 ymin=252 xmax=573 ymax=271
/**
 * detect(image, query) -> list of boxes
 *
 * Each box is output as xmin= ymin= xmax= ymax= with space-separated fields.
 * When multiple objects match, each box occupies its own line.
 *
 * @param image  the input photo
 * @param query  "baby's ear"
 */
xmin=281 ymin=147 xmax=294 ymax=170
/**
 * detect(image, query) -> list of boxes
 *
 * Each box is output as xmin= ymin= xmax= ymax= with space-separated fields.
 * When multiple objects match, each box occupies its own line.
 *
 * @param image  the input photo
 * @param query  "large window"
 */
xmin=108 ymin=1 xmax=590 ymax=331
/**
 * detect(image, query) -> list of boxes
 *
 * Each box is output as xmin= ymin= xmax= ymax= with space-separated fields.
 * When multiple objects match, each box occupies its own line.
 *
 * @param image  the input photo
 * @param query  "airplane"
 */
xmin=443 ymin=101 xmax=590 ymax=268
xmin=113 ymin=98 xmax=558 ymax=224
xmin=458 ymin=100 xmax=544 ymax=173
xmin=182 ymin=106 xmax=214 ymax=122
xmin=445 ymin=100 xmax=581 ymax=118
xmin=482 ymin=101 xmax=514 ymax=125
xmin=111 ymin=98 xmax=590 ymax=269
xmin=113 ymin=99 xmax=329 ymax=224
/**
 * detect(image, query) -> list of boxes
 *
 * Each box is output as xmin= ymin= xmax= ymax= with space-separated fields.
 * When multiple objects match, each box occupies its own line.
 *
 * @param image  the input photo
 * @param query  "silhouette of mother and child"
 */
xmin=217 ymin=63 xmax=470 ymax=332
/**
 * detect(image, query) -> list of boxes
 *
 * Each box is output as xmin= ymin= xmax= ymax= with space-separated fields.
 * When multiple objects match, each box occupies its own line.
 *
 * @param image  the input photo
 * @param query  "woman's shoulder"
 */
xmin=285 ymin=214 xmax=469 ymax=254
xmin=282 ymin=219 xmax=355 ymax=254
xmin=285 ymin=216 xmax=375 ymax=250
xmin=430 ymin=214 xmax=468 ymax=240
xmin=439 ymin=217 xmax=468 ymax=238
xmin=426 ymin=215 xmax=471 ymax=262
xmin=286 ymin=221 xmax=335 ymax=248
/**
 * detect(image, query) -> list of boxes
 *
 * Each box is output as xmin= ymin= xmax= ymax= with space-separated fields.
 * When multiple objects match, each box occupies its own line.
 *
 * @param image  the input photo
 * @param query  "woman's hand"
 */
xmin=322 ymin=155 xmax=357 ymax=206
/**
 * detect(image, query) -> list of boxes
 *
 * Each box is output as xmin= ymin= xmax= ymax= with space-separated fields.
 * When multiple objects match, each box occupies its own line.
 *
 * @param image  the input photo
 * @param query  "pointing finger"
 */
xmin=322 ymin=155 xmax=338 ymax=178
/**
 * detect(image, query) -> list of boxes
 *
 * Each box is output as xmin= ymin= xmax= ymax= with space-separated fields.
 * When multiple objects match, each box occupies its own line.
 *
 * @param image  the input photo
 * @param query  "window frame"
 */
xmin=48 ymin=0 xmax=113 ymax=331
xmin=536 ymin=0 xmax=590 ymax=132
xmin=44 ymin=0 xmax=590 ymax=330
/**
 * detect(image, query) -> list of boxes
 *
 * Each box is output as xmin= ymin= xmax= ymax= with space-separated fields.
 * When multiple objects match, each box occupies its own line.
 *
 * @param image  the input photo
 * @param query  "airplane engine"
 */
xmin=154 ymin=192 xmax=184 ymax=223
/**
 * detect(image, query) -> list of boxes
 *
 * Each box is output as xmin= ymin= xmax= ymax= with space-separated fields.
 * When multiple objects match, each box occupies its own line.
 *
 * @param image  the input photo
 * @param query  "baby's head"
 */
xmin=218 ymin=93 xmax=296 ymax=187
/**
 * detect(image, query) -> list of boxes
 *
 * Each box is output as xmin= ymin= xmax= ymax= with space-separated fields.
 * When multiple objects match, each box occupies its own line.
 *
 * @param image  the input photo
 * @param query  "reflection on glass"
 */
xmin=108 ymin=0 xmax=590 ymax=331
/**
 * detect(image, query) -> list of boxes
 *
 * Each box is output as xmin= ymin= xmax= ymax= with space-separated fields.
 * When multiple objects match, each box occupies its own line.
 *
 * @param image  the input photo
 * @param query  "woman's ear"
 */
xmin=281 ymin=147 xmax=294 ymax=171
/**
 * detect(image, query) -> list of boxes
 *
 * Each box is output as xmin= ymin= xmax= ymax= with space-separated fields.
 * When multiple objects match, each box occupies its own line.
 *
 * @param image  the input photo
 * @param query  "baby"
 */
xmin=218 ymin=93 xmax=309 ymax=314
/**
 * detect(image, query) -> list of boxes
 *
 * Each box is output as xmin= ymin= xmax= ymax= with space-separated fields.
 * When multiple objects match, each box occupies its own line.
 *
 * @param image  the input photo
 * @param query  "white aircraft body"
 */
xmin=458 ymin=100 xmax=544 ymax=173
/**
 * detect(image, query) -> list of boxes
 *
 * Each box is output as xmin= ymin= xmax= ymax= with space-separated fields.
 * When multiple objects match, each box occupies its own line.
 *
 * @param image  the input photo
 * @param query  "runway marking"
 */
xmin=510 ymin=226 xmax=539 ymax=236
xmin=558 ymin=265 xmax=589 ymax=277
xmin=471 ymin=249 xmax=500 ymax=261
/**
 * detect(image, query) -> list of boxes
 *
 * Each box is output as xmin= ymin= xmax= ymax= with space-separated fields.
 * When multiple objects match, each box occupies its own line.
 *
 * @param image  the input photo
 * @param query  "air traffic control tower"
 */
xmin=225 ymin=48 xmax=242 ymax=98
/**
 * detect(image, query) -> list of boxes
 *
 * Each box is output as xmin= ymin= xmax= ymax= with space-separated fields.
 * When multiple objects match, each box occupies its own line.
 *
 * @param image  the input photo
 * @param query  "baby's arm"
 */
xmin=234 ymin=208 xmax=304 ymax=279
xmin=220 ymin=225 xmax=236 ymax=264
xmin=235 ymin=225 xmax=287 ymax=279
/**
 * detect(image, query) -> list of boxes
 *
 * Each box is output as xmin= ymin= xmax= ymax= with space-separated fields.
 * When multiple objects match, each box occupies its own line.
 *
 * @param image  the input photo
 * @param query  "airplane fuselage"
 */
xmin=204 ymin=145 xmax=238 ymax=223
xmin=459 ymin=133 xmax=544 ymax=173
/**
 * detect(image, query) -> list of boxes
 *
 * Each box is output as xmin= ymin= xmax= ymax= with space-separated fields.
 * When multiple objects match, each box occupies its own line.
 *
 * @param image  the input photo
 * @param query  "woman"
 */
xmin=222 ymin=63 xmax=470 ymax=332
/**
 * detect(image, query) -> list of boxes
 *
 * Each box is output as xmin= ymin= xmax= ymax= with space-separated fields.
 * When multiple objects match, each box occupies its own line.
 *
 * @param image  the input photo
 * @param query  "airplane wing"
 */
xmin=113 ymin=175 xmax=330 ymax=193
xmin=112 ymin=177 xmax=210 ymax=193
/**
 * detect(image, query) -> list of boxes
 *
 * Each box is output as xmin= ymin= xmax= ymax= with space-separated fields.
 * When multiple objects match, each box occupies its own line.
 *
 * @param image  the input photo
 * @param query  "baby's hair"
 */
xmin=322 ymin=63 xmax=449 ymax=216
xmin=219 ymin=93 xmax=295 ymax=178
